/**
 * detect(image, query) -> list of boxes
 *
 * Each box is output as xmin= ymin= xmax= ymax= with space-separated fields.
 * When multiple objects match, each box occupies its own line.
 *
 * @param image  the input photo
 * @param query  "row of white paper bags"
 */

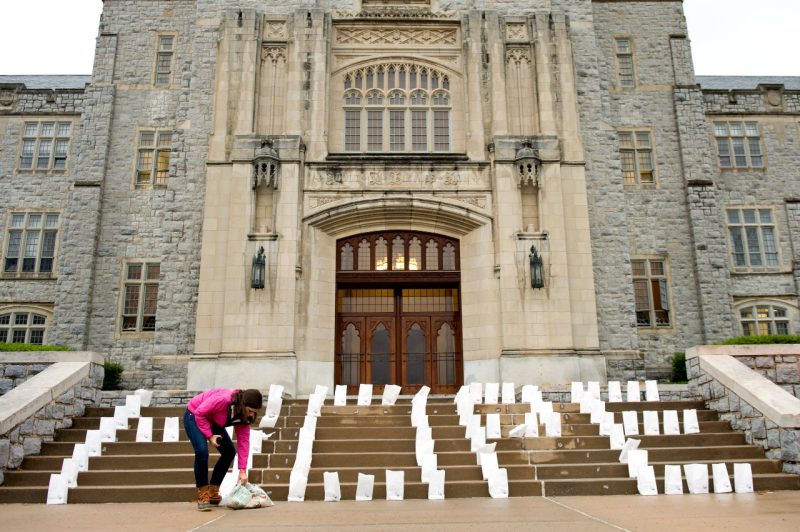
xmin=456 ymin=383 xmax=519 ymax=405
xmin=287 ymin=412 xmax=318 ymax=502
xmin=592 ymin=409 xmax=700 ymax=437
xmin=572 ymin=380 xmax=660 ymax=403
xmin=330 ymin=383 xmax=403 ymax=407
xmin=634 ymin=461 xmax=754 ymax=496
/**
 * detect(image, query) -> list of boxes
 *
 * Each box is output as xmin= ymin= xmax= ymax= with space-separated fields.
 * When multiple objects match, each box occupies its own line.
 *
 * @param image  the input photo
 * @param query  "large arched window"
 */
xmin=338 ymin=231 xmax=459 ymax=272
xmin=342 ymin=63 xmax=451 ymax=153
xmin=0 ymin=306 xmax=52 ymax=345
xmin=738 ymin=303 xmax=793 ymax=336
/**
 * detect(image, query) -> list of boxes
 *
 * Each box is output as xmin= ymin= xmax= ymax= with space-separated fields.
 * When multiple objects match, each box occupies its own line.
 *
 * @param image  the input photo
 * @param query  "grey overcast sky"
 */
xmin=0 ymin=0 xmax=797 ymax=76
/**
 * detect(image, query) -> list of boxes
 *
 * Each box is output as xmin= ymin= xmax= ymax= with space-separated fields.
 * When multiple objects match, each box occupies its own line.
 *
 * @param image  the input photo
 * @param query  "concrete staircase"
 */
xmin=1 ymin=397 xmax=798 ymax=502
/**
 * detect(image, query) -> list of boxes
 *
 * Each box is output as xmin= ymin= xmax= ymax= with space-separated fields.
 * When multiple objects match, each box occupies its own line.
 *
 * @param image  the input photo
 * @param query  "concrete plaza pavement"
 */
xmin=4 ymin=492 xmax=800 ymax=531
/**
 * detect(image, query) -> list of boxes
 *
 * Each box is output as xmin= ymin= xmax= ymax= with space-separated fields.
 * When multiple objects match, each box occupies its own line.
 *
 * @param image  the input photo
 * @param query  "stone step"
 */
xmin=265 ymin=450 xmax=531 ymax=468
xmin=529 ymin=445 xmax=767 ymax=464
xmin=532 ymin=459 xmax=783 ymax=479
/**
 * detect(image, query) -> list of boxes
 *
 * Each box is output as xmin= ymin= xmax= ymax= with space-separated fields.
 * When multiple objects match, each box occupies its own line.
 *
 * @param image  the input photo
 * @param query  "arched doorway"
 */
xmin=335 ymin=231 xmax=463 ymax=394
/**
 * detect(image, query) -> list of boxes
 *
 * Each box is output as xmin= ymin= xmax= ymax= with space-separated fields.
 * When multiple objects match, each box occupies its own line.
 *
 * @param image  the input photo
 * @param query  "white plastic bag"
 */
xmin=712 ymin=463 xmax=732 ymax=493
xmin=428 ymin=469 xmax=445 ymax=500
xmin=626 ymin=381 xmax=641 ymax=402
xmin=618 ymin=438 xmax=640 ymax=464
xmin=356 ymin=473 xmax=374 ymax=501
xmin=163 ymin=417 xmax=179 ymax=442
xmin=664 ymin=464 xmax=684 ymax=495
xmin=637 ymin=465 xmax=658 ymax=495
xmin=545 ymin=412 xmax=561 ymax=437
xmin=645 ymin=380 xmax=660 ymax=402
xmin=71 ymin=444 xmax=89 ymax=472
xmin=386 ymin=469 xmax=404 ymax=500
xmin=46 ymin=474 xmax=68 ymax=505
xmin=570 ymin=382 xmax=583 ymax=404
xmin=287 ymin=470 xmax=308 ymax=502
xmin=627 ymin=449 xmax=648 ymax=478
xmin=334 ymin=384 xmax=347 ymax=406
xmin=683 ymin=463 xmax=709 ymax=494
xmin=599 ymin=411 xmax=614 ymax=436
xmin=135 ymin=417 xmax=153 ymax=443
xmin=324 ymin=471 xmax=341 ymax=502
xmin=225 ymin=482 xmax=274 ymax=509
xmin=381 ymin=384 xmax=402 ymax=405
xmin=99 ymin=417 xmax=117 ymax=443
xmin=643 ymin=411 xmax=660 ymax=436
xmin=484 ymin=382 xmax=499 ymax=405
xmin=113 ymin=406 xmax=129 ymax=429
xmin=125 ymin=395 xmax=141 ymax=418
xmin=734 ymin=463 xmax=754 ymax=493
xmin=683 ymin=409 xmax=700 ymax=434
xmin=85 ymin=429 xmax=102 ymax=457
xmin=421 ymin=453 xmax=438 ymax=483
xmin=607 ymin=381 xmax=623 ymax=402
xmin=486 ymin=413 xmax=501 ymax=440
xmin=501 ymin=382 xmax=516 ymax=404
xmin=609 ymin=424 xmax=625 ymax=450
xmin=480 ymin=452 xmax=499 ymax=481
xmin=469 ymin=382 xmax=483 ymax=404
xmin=488 ymin=468 xmax=509 ymax=499
xmin=524 ymin=412 xmax=539 ymax=437
xmin=357 ymin=384 xmax=372 ymax=406
xmin=622 ymin=411 xmax=639 ymax=436
xmin=134 ymin=388 xmax=153 ymax=407
xmin=60 ymin=458 xmax=79 ymax=488
xmin=663 ymin=410 xmax=680 ymax=435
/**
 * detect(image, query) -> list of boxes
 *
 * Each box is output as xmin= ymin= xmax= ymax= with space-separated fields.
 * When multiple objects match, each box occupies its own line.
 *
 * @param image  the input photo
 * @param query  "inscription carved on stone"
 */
xmin=262 ymin=46 xmax=287 ymax=64
xmin=506 ymin=48 xmax=531 ymax=66
xmin=307 ymin=168 xmax=487 ymax=190
xmin=334 ymin=7 xmax=456 ymax=20
xmin=264 ymin=20 xmax=287 ymax=40
xmin=310 ymin=196 xmax=341 ymax=209
xmin=336 ymin=27 xmax=457 ymax=46
xmin=444 ymin=196 xmax=488 ymax=209
xmin=506 ymin=23 xmax=528 ymax=42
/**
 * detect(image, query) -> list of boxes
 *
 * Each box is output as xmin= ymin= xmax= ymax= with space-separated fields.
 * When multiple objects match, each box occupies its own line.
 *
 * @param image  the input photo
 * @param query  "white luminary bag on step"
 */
xmin=470 ymin=427 xmax=487 ymax=452
xmin=306 ymin=393 xmax=324 ymax=417
xmin=475 ymin=443 xmax=496 ymax=465
xmin=292 ymin=452 xmax=312 ymax=477
xmin=734 ymin=463 xmax=754 ymax=493
xmin=590 ymin=400 xmax=605 ymax=424
xmin=480 ymin=452 xmax=499 ymax=481
xmin=622 ymin=411 xmax=639 ymax=436
xmin=162 ymin=417 xmax=180 ymax=442
xmin=538 ymin=401 xmax=554 ymax=420
xmin=382 ymin=384 xmax=402 ymax=405
xmin=486 ymin=413 xmax=502 ymax=440
xmin=428 ymin=469 xmax=445 ymax=500
xmin=599 ymin=411 xmax=615 ymax=436
xmin=135 ymin=417 xmax=153 ymax=443
xmin=626 ymin=381 xmax=641 ymax=402
xmin=71 ymin=444 xmax=89 ymax=472
xmin=416 ymin=426 xmax=432 ymax=444
xmin=545 ymin=412 xmax=561 ymax=437
xmin=524 ymin=412 xmax=539 ymax=437
xmin=607 ymin=381 xmax=623 ymax=403
xmin=587 ymin=381 xmax=601 ymax=401
xmin=501 ymin=382 xmax=516 ymax=404
xmin=609 ymin=424 xmax=625 ymax=450
xmin=60 ymin=458 xmax=79 ymax=488
xmin=261 ymin=391 xmax=282 ymax=428
xmin=134 ymin=388 xmax=153 ymax=407
xmin=484 ymin=382 xmax=499 ymax=405
xmin=416 ymin=438 xmax=434 ymax=467
xmin=683 ymin=409 xmax=700 ymax=434
xmin=125 ymin=395 xmax=141 ymax=418
xmin=385 ymin=469 xmax=404 ymax=500
xmin=664 ymin=464 xmax=684 ymax=495
xmin=645 ymin=380 xmax=660 ymax=402
xmin=618 ymin=438 xmax=640 ymax=464
xmin=712 ymin=463 xmax=732 ymax=493
xmin=411 ymin=401 xmax=427 ymax=428
xmin=357 ymin=384 xmax=373 ymax=406
xmin=488 ymin=468 xmax=509 ymax=499
xmin=421 ymin=453 xmax=438 ymax=483
xmin=46 ymin=474 xmax=68 ymax=505
xmin=469 ymin=382 xmax=483 ymax=404
xmin=334 ymin=384 xmax=347 ymax=406
xmin=637 ymin=465 xmax=658 ymax=496
xmin=323 ymin=471 xmax=341 ymax=502
xmin=579 ymin=393 xmax=593 ymax=414
xmin=99 ymin=417 xmax=117 ymax=443
xmin=520 ymin=385 xmax=537 ymax=404
xmin=663 ymin=410 xmax=680 ymax=435
xmin=643 ymin=411 xmax=660 ymax=435
xmin=465 ymin=414 xmax=481 ymax=439
xmin=85 ymin=430 xmax=102 ymax=457
xmin=314 ymin=385 xmax=329 ymax=400
xmin=413 ymin=385 xmax=431 ymax=404
xmin=508 ymin=424 xmax=527 ymax=438
xmin=113 ymin=406 xmax=129 ymax=429
xmin=356 ymin=473 xmax=374 ymax=501
xmin=627 ymin=449 xmax=648 ymax=478
xmin=287 ymin=470 xmax=308 ymax=502
xmin=570 ymin=382 xmax=583 ymax=404
xmin=683 ymin=463 xmax=709 ymax=494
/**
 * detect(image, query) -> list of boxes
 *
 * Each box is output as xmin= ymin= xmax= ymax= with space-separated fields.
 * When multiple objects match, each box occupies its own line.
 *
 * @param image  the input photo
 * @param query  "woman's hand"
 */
xmin=238 ymin=470 xmax=249 ymax=484
xmin=208 ymin=435 xmax=221 ymax=448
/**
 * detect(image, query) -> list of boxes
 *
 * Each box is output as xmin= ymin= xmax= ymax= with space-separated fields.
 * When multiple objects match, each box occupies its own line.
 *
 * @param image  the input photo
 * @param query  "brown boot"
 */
xmin=196 ymin=485 xmax=212 ymax=511
xmin=208 ymin=484 xmax=222 ymax=506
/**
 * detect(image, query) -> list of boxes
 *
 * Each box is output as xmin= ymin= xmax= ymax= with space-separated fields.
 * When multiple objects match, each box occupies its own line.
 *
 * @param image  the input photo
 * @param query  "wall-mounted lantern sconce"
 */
xmin=251 ymin=246 xmax=265 ymax=289
xmin=529 ymin=244 xmax=544 ymax=289
xmin=515 ymin=139 xmax=540 ymax=188
xmin=253 ymin=139 xmax=280 ymax=190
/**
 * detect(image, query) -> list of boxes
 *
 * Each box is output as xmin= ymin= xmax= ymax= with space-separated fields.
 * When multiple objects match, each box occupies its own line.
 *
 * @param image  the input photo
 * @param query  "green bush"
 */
xmin=671 ymin=352 xmax=687 ymax=383
xmin=718 ymin=334 xmax=800 ymax=345
xmin=0 ymin=343 xmax=71 ymax=352
xmin=102 ymin=361 xmax=124 ymax=391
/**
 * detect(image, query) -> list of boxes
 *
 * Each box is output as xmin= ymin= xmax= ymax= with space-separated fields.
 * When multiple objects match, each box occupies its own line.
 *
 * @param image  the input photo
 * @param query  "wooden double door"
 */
xmin=335 ymin=286 xmax=462 ymax=394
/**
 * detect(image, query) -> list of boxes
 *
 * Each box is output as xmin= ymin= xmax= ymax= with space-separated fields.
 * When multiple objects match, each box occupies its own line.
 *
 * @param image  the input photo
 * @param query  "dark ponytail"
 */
xmin=230 ymin=388 xmax=263 ymax=424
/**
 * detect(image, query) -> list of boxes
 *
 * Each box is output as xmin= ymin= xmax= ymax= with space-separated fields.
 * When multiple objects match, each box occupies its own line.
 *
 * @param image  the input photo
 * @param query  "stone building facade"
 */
xmin=0 ymin=0 xmax=798 ymax=394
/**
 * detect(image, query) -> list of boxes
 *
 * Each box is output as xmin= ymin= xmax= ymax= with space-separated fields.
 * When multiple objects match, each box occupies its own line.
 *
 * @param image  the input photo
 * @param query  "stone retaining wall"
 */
xmin=0 ymin=364 xmax=49 ymax=396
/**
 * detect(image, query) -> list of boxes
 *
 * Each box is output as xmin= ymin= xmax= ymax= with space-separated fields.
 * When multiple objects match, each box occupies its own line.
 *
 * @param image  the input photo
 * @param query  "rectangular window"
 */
xmin=412 ymin=110 xmax=427 ymax=152
xmin=714 ymin=121 xmax=764 ymax=169
xmin=367 ymin=110 xmax=383 ymax=151
xmin=345 ymin=110 xmax=361 ymax=151
xmin=18 ymin=121 xmax=72 ymax=170
xmin=121 ymin=261 xmax=160 ymax=333
xmin=726 ymin=208 xmax=779 ymax=268
xmin=618 ymin=130 xmax=654 ymax=184
xmin=390 ymin=110 xmax=405 ymax=152
xmin=632 ymin=259 xmax=671 ymax=328
xmin=433 ymin=110 xmax=450 ymax=151
xmin=3 ymin=212 xmax=59 ymax=277
xmin=136 ymin=130 xmax=172 ymax=186
xmin=615 ymin=38 xmax=635 ymax=88
xmin=155 ymin=35 xmax=175 ymax=85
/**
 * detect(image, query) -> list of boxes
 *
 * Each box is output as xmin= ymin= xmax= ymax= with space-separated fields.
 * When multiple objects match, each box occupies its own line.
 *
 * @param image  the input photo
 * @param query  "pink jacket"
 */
xmin=187 ymin=388 xmax=250 ymax=471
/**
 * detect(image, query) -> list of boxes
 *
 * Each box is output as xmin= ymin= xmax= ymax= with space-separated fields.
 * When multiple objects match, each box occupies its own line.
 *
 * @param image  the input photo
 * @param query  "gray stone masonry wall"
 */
xmin=687 ymin=355 xmax=800 ymax=474
xmin=726 ymin=354 xmax=800 ymax=399
xmin=0 ymin=362 xmax=103 ymax=482
xmin=0 ymin=363 xmax=48 ymax=396
xmin=606 ymin=357 xmax=646 ymax=382
xmin=101 ymin=389 xmax=196 ymax=407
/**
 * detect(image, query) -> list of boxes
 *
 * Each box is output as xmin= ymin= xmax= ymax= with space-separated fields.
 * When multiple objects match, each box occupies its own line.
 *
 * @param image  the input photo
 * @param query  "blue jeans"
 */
xmin=183 ymin=410 xmax=236 ymax=488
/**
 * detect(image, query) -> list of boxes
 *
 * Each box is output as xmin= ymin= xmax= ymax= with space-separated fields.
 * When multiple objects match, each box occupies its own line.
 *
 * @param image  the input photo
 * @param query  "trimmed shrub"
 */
xmin=671 ymin=352 xmax=687 ymax=383
xmin=102 ymin=361 xmax=124 ymax=391
xmin=718 ymin=334 xmax=800 ymax=345
xmin=0 ymin=343 xmax=71 ymax=352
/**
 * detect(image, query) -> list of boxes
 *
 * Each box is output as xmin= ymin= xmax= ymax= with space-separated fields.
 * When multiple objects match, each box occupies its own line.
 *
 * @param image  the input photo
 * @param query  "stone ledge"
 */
xmin=687 ymin=344 xmax=800 ymax=358
xmin=0 ymin=351 xmax=103 ymax=365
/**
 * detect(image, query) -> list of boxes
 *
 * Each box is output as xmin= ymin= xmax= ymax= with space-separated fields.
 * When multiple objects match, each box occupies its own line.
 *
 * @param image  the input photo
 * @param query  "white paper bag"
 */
xmin=135 ymin=417 xmax=153 ymax=443
xmin=587 ymin=381 xmax=601 ymax=400
xmin=421 ymin=453 xmax=438 ymax=483
xmin=386 ymin=469 xmax=404 ymax=500
xmin=413 ymin=386 xmax=430 ymax=404
xmin=218 ymin=471 xmax=237 ymax=499
xmin=134 ymin=388 xmax=153 ymax=407
xmin=306 ymin=393 xmax=324 ymax=417
xmin=416 ymin=426 xmax=432 ymax=443
xmin=609 ymin=424 xmax=625 ymax=450
xmin=428 ymin=469 xmax=445 ymax=500
xmin=411 ymin=402 xmax=427 ymax=428
xmin=627 ymin=449 xmax=648 ymax=478
xmin=570 ymin=382 xmax=583 ymax=404
xmin=475 ymin=443 xmax=496 ymax=465
xmin=579 ymin=393 xmax=593 ymax=414
xmin=618 ymin=438 xmax=641 ymax=464
xmin=712 ymin=463 xmax=732 ymax=493
xmin=46 ymin=474 xmax=68 ymax=505
xmin=287 ymin=470 xmax=308 ymax=502
xmin=643 ymin=411 xmax=660 ymax=435
xmin=684 ymin=463 xmax=709 ymax=494
xmin=538 ymin=401 xmax=554 ymax=420
xmin=520 ymin=385 xmax=538 ymax=403
xmin=484 ymin=382 xmax=499 ymax=405
xmin=622 ymin=411 xmax=639 ymax=436
xmin=381 ymin=384 xmax=402 ymax=405
xmin=259 ymin=413 xmax=279 ymax=429
xmin=71 ymin=444 xmax=89 ymax=472
xmin=465 ymin=414 xmax=481 ymax=439
xmin=470 ymin=427 xmax=487 ymax=452
xmin=486 ymin=413 xmax=502 ymax=440
xmin=356 ymin=473 xmax=375 ymax=501
xmin=113 ymin=406 xmax=129 ymax=430
xmin=480 ymin=452 xmax=499 ymax=481
xmin=663 ymin=410 xmax=680 ymax=435
xmin=637 ymin=465 xmax=658 ymax=495
xmin=590 ymin=400 xmax=605 ymax=424
xmin=292 ymin=452 xmax=312 ymax=477
xmin=508 ymin=424 xmax=527 ymax=438
xmin=85 ymin=430 xmax=102 ymax=457
xmin=501 ymin=382 xmax=516 ymax=404
xmin=303 ymin=415 xmax=317 ymax=431
xmin=469 ymin=382 xmax=483 ymax=404
xmin=314 ymin=385 xmax=329 ymax=399
xmin=416 ymin=438 xmax=434 ymax=467
xmin=163 ymin=417 xmax=179 ymax=442
xmin=323 ymin=471 xmax=341 ymax=502
xmin=529 ymin=390 xmax=543 ymax=406
xmin=266 ymin=385 xmax=284 ymax=417
xmin=664 ymin=464 xmax=684 ymax=495
xmin=60 ymin=458 xmax=79 ymax=488
xmin=297 ymin=436 xmax=314 ymax=457
xmin=334 ymin=384 xmax=347 ymax=406
xmin=626 ymin=381 xmax=641 ymax=402
xmin=599 ymin=411 xmax=614 ymax=436
xmin=607 ymin=381 xmax=623 ymax=402
xmin=99 ymin=417 xmax=117 ymax=443
xmin=683 ymin=409 xmax=700 ymax=434
xmin=545 ymin=412 xmax=561 ymax=437
xmin=524 ymin=412 xmax=539 ymax=437
xmin=734 ymin=463 xmax=754 ymax=493
xmin=488 ymin=468 xmax=509 ymax=499
xmin=125 ymin=395 xmax=141 ymax=418
xmin=645 ymin=380 xmax=660 ymax=402
xmin=454 ymin=385 xmax=469 ymax=404
xmin=357 ymin=384 xmax=373 ymax=406
xmin=250 ymin=429 xmax=269 ymax=455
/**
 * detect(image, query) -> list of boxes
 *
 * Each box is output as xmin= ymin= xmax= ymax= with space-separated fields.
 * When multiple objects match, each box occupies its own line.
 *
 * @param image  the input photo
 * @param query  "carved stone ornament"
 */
xmin=264 ymin=20 xmax=287 ymax=40
xmin=514 ymin=141 xmax=540 ymax=188
xmin=506 ymin=48 xmax=532 ymax=66
xmin=0 ymin=90 xmax=15 ymax=107
xmin=334 ymin=5 xmax=456 ymax=20
xmin=336 ymin=27 xmax=457 ymax=46
xmin=506 ymin=23 xmax=528 ymax=42
xmin=307 ymin=168 xmax=486 ymax=189
xmin=766 ymin=90 xmax=782 ymax=107
xmin=262 ymin=46 xmax=287 ymax=64
xmin=253 ymin=140 xmax=280 ymax=190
